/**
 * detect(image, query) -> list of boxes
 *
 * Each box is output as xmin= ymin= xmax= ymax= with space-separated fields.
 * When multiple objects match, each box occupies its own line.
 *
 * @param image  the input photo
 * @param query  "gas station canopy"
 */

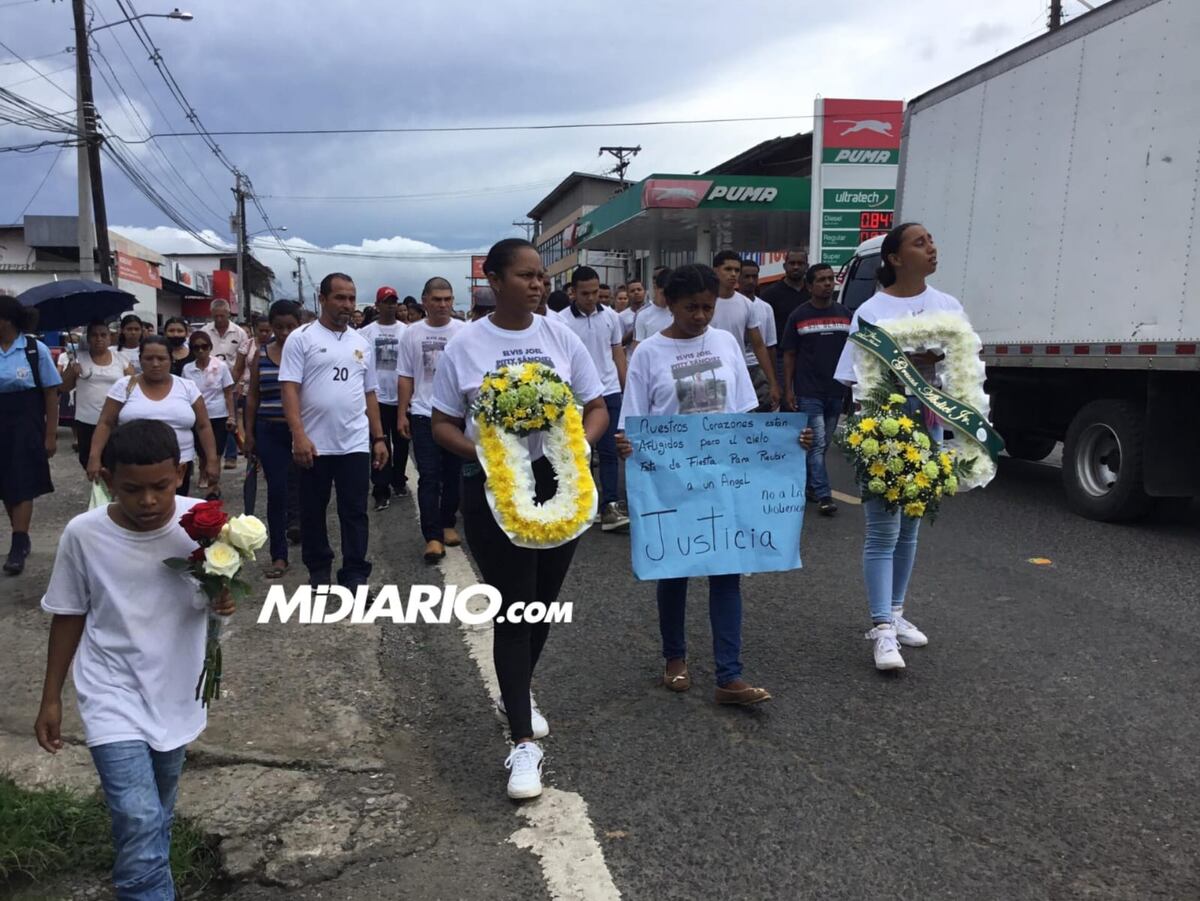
xmin=574 ymin=174 xmax=810 ymax=256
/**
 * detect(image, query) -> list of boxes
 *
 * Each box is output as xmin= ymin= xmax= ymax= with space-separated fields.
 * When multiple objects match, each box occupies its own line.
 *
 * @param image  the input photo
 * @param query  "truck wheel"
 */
xmin=1062 ymin=400 xmax=1151 ymax=521
xmin=1002 ymin=432 xmax=1057 ymax=462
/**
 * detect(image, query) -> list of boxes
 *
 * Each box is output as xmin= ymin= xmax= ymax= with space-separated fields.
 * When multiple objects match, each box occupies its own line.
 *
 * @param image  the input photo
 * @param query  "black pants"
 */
xmin=462 ymin=457 xmax=578 ymax=742
xmin=299 ymin=452 xmax=371 ymax=587
xmin=76 ymin=421 xmax=96 ymax=470
xmin=372 ymin=402 xmax=409 ymax=500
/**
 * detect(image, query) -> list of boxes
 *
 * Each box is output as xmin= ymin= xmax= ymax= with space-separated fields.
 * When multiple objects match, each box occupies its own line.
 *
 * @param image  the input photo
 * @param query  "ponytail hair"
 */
xmin=876 ymin=222 xmax=921 ymax=288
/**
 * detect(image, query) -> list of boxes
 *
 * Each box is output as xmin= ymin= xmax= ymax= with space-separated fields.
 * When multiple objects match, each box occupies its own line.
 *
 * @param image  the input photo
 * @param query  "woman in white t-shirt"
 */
xmin=60 ymin=319 xmax=134 ymax=471
xmin=182 ymin=331 xmax=235 ymax=491
xmin=431 ymin=238 xmax=608 ymax=802
xmin=87 ymin=335 xmax=219 ymax=496
xmin=834 ymin=222 xmax=968 ymax=672
xmin=616 ymin=263 xmax=813 ymax=707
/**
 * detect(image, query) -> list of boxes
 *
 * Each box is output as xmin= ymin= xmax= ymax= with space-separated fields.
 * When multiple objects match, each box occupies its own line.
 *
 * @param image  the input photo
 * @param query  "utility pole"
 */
xmin=599 ymin=145 xmax=641 ymax=188
xmin=73 ymin=0 xmax=112 ymax=284
xmin=1049 ymin=0 xmax=1063 ymax=29
xmin=233 ymin=173 xmax=248 ymax=316
xmin=293 ymin=256 xmax=305 ymax=308
xmin=511 ymin=219 xmax=537 ymax=240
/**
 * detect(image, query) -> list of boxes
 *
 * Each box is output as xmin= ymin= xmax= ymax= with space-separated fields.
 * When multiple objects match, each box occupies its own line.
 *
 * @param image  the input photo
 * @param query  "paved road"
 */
xmin=6 ymin=437 xmax=1198 ymax=899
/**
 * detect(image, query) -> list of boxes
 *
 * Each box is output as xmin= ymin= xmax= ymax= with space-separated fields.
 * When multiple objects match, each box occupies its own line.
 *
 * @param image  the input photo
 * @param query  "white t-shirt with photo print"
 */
xmin=358 ymin=320 xmax=406 ymax=405
xmin=432 ymin=313 xmax=603 ymax=461
xmin=397 ymin=318 xmax=465 ymax=417
xmin=619 ymin=327 xmax=757 ymax=428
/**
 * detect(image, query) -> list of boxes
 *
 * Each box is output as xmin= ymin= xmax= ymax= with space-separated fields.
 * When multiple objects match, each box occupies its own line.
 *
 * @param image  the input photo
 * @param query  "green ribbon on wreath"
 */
xmin=850 ymin=321 xmax=1005 ymax=464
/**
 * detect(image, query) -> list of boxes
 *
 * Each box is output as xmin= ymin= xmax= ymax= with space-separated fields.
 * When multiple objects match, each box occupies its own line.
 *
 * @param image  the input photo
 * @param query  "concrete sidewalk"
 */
xmin=0 ymin=448 xmax=424 ymax=896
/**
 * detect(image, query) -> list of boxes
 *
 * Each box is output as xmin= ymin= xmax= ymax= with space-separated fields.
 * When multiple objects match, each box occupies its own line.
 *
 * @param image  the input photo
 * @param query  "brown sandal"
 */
xmin=663 ymin=661 xmax=690 ymax=692
xmin=715 ymin=685 xmax=772 ymax=706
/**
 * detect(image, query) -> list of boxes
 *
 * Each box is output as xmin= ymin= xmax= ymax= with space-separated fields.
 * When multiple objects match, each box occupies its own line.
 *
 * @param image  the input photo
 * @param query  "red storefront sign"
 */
xmin=114 ymin=252 xmax=162 ymax=289
xmin=471 ymin=255 xmax=487 ymax=280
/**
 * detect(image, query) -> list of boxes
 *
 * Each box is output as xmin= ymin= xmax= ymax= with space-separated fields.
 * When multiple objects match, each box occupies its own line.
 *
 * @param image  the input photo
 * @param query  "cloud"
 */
xmin=111 ymin=225 xmax=484 ymax=309
xmin=963 ymin=21 xmax=1013 ymax=46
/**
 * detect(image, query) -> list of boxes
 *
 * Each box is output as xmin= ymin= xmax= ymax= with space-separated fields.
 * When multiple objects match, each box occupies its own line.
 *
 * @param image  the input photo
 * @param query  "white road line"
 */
xmin=831 ymin=489 xmax=861 ymax=506
xmin=413 ymin=470 xmax=621 ymax=901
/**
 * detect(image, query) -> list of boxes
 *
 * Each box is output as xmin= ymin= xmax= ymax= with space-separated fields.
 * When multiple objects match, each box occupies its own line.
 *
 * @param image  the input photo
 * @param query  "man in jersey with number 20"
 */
xmin=280 ymin=273 xmax=389 ymax=590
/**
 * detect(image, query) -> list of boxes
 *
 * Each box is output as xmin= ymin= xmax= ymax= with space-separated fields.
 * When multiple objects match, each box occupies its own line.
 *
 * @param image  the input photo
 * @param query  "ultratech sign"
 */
xmin=823 ymin=189 xmax=895 ymax=210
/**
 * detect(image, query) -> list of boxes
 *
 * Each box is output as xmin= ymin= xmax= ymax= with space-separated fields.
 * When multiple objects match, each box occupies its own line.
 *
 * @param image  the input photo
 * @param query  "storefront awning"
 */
xmin=575 ymin=174 xmax=810 ymax=254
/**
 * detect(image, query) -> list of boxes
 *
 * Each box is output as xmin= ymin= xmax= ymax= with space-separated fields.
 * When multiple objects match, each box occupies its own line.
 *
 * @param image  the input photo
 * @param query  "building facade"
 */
xmin=527 ymin=172 xmax=629 ymax=290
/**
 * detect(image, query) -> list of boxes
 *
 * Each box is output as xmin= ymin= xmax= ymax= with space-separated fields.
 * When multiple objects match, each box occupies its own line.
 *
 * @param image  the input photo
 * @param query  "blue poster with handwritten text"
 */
xmin=624 ymin=413 xmax=809 ymax=580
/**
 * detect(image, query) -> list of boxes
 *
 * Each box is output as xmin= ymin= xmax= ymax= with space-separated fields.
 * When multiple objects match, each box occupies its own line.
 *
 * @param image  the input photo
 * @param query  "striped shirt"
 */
xmin=256 ymin=343 xmax=285 ymax=422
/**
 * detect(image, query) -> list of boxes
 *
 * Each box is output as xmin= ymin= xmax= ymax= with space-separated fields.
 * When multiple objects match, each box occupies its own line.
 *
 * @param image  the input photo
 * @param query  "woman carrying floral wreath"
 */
xmin=834 ymin=222 xmax=978 ymax=672
xmin=431 ymin=238 xmax=608 ymax=801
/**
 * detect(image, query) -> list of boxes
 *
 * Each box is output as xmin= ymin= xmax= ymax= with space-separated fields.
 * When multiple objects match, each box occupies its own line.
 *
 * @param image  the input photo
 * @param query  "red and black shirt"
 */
xmin=780 ymin=301 xmax=852 ymax=398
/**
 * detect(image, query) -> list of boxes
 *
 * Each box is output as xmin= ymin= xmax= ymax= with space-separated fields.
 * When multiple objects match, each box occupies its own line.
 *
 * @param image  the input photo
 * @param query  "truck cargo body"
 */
xmin=893 ymin=0 xmax=1200 ymax=520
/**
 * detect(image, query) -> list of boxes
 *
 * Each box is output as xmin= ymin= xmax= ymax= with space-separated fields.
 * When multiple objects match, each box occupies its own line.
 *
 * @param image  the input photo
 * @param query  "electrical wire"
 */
xmin=89 ymin=0 xmax=228 ymax=211
xmin=11 ymin=143 xmax=65 ymax=220
xmin=257 ymin=179 xmax=560 ymax=203
xmin=112 ymin=112 xmax=858 ymax=144
xmin=0 ymin=38 xmax=73 ymax=101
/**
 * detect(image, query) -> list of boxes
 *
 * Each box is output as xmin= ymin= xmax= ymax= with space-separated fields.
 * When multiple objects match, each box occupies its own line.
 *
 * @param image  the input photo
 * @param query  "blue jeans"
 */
xmin=90 ymin=741 xmax=186 ymax=901
xmin=410 ymin=414 xmax=462 ymax=542
xmin=796 ymin=395 xmax=842 ymax=500
xmin=299 ymin=452 xmax=371 ymax=587
xmin=597 ymin=392 xmax=622 ymax=505
xmin=656 ymin=573 xmax=743 ymax=685
xmin=862 ymin=497 xmax=921 ymax=623
xmin=255 ymin=419 xmax=294 ymax=564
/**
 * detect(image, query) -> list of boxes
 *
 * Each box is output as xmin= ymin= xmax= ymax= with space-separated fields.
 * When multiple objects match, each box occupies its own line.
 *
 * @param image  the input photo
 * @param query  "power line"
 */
xmin=88 ymin=0 xmax=228 ymax=210
xmin=257 ymin=179 xmax=559 ymax=203
xmin=109 ymin=111 xmax=866 ymax=145
xmin=11 ymin=143 xmax=65 ymax=219
xmin=0 ymin=62 xmax=74 ymax=90
xmin=247 ymin=240 xmax=478 ymax=261
xmin=0 ymin=48 xmax=70 ymax=67
xmin=0 ymin=38 xmax=73 ymax=101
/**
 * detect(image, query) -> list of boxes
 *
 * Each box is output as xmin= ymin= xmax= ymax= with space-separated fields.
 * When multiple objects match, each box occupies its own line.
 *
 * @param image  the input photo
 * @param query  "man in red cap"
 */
xmin=358 ymin=286 xmax=409 ymax=509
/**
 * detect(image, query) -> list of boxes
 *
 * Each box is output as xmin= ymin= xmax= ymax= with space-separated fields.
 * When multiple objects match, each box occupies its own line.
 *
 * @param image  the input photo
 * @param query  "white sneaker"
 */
xmin=505 ymin=742 xmax=544 ymax=800
xmin=865 ymin=625 xmax=906 ymax=671
xmin=893 ymin=614 xmax=928 ymax=647
xmin=496 ymin=693 xmax=550 ymax=739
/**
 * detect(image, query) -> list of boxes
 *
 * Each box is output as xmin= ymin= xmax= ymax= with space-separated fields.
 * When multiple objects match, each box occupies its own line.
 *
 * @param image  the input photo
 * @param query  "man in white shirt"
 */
xmin=358 ymin=286 xmax=409 ymax=510
xmin=556 ymin=266 xmax=628 ymax=530
xmin=617 ymin=277 xmax=648 ymax=344
xmin=397 ymin=277 xmax=466 ymax=561
xmin=200 ymin=300 xmax=248 ymax=469
xmin=630 ymin=267 xmax=674 ymax=354
xmin=739 ymin=258 xmax=779 ymax=411
xmin=279 ymin=273 xmax=388 ymax=589
xmin=711 ymin=251 xmax=779 ymax=410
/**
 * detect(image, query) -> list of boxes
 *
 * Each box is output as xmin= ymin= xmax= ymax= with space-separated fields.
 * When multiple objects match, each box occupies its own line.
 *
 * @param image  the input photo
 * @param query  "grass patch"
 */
xmin=0 ymin=776 xmax=219 ymax=893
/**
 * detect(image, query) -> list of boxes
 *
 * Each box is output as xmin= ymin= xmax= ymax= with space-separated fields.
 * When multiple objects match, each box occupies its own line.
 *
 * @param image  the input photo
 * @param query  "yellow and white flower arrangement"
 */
xmin=849 ymin=311 xmax=996 ymax=490
xmin=471 ymin=362 xmax=597 ymax=548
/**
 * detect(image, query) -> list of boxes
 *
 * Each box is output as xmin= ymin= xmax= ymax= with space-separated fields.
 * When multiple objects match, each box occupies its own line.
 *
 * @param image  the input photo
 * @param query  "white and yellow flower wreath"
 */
xmin=472 ymin=362 xmax=597 ymax=548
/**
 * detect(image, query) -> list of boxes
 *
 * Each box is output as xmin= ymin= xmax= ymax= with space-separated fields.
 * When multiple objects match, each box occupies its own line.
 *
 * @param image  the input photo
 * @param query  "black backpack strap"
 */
xmin=24 ymin=336 xmax=42 ymax=390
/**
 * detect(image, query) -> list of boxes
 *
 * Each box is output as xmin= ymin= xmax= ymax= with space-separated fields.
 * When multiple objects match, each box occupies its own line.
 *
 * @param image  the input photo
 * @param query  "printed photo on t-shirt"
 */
xmin=372 ymin=334 xmax=399 ymax=371
xmin=421 ymin=338 xmax=448 ymax=379
xmin=671 ymin=352 xmax=727 ymax=413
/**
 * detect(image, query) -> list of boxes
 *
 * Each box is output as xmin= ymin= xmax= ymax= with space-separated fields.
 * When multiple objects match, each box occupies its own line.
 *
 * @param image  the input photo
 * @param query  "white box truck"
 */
xmin=842 ymin=0 xmax=1199 ymax=521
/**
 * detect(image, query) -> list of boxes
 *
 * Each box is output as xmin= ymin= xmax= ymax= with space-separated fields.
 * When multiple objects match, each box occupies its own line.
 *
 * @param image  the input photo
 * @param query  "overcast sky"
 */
xmin=2 ymin=0 xmax=1103 ymax=303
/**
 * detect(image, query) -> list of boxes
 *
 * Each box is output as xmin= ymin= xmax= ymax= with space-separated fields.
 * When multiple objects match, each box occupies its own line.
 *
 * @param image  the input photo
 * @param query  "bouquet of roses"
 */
xmin=163 ymin=499 xmax=267 ymax=705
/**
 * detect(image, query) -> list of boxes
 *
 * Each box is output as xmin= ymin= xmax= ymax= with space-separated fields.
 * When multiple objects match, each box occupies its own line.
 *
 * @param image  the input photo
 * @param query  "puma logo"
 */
xmin=834 ymin=119 xmax=894 ymax=137
xmin=649 ymin=187 xmax=702 ymax=203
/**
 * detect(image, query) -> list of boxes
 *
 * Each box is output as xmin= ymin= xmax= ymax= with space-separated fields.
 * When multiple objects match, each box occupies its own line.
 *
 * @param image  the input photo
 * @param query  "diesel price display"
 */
xmin=858 ymin=210 xmax=894 ymax=242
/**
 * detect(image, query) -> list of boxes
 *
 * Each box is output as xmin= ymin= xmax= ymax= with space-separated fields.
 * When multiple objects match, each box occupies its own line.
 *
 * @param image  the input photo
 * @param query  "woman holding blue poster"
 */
xmin=617 ymin=264 xmax=813 ymax=706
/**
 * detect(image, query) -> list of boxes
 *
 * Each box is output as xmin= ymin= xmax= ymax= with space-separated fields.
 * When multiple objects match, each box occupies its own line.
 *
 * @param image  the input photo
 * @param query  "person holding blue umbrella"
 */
xmin=0 ymin=294 xmax=62 ymax=575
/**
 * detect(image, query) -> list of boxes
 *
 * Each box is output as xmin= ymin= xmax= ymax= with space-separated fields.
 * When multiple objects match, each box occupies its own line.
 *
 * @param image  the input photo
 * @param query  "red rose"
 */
xmin=179 ymin=500 xmax=228 ymax=541
xmin=188 ymin=547 xmax=205 ymax=563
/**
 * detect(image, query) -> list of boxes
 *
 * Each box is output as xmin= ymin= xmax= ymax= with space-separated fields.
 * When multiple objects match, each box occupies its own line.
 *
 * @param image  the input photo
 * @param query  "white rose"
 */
xmin=203 ymin=541 xmax=243 ymax=579
xmin=225 ymin=515 xmax=268 ymax=554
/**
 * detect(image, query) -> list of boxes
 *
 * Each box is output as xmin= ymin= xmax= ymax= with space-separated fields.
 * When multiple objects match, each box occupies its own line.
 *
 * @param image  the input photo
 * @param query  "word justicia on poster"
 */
xmin=624 ymin=413 xmax=809 ymax=580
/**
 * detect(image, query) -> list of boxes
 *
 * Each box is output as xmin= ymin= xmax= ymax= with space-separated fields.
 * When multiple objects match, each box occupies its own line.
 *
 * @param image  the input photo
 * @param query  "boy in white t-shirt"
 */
xmin=35 ymin=419 xmax=235 ymax=899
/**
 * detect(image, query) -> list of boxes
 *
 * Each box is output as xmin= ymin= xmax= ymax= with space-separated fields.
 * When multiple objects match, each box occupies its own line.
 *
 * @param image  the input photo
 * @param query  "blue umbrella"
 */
xmin=17 ymin=279 xmax=136 ymax=331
